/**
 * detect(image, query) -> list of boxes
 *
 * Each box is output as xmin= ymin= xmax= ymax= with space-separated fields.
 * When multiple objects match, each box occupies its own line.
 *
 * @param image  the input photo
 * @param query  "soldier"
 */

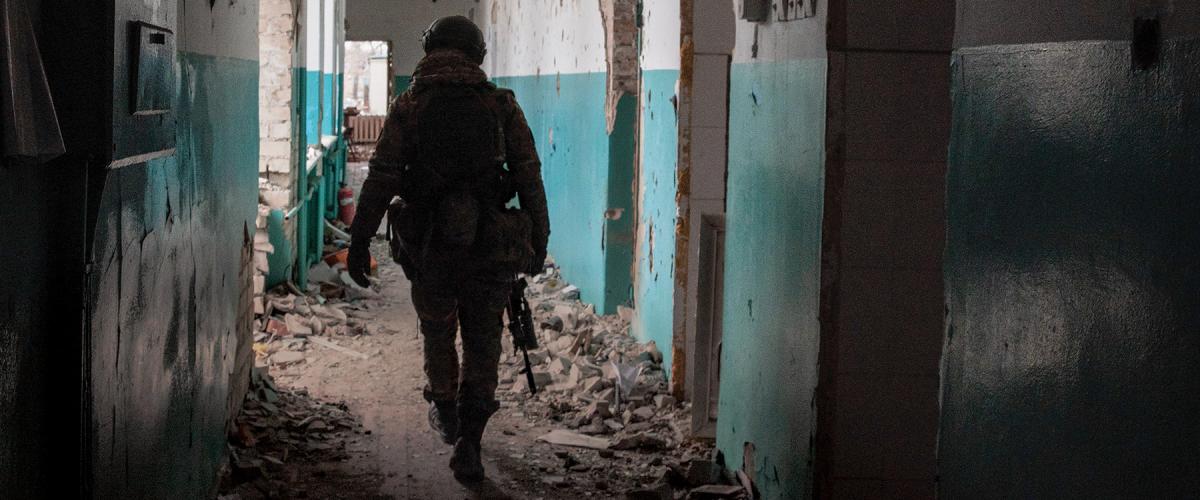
xmin=346 ymin=16 xmax=550 ymax=483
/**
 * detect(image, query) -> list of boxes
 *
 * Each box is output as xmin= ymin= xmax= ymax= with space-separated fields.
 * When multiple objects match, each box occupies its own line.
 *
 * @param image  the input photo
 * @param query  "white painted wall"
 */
xmin=731 ymin=0 xmax=826 ymax=63
xmin=324 ymin=0 xmax=337 ymax=73
xmin=346 ymin=0 xmax=609 ymax=78
xmin=641 ymin=0 xmax=681 ymax=71
xmin=478 ymin=0 xmax=607 ymax=77
xmin=345 ymin=0 xmax=479 ymax=76
xmin=306 ymin=0 xmax=322 ymax=69
xmin=179 ymin=0 xmax=258 ymax=59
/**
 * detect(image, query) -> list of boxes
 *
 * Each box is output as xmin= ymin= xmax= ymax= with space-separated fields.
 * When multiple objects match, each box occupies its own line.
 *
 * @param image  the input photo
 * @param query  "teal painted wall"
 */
xmin=89 ymin=51 xmax=259 ymax=498
xmin=605 ymin=94 xmax=638 ymax=314
xmin=941 ymin=39 xmax=1200 ymax=498
xmin=493 ymin=72 xmax=634 ymax=313
xmin=322 ymin=72 xmax=337 ymax=135
xmin=633 ymin=69 xmax=679 ymax=365
xmin=303 ymin=69 xmax=322 ymax=144
xmin=717 ymin=58 xmax=826 ymax=500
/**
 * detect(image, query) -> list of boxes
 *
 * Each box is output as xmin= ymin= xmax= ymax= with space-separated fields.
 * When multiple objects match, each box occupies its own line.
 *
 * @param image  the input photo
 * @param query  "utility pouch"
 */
xmin=477 ymin=206 xmax=533 ymax=273
xmin=387 ymin=199 xmax=428 ymax=281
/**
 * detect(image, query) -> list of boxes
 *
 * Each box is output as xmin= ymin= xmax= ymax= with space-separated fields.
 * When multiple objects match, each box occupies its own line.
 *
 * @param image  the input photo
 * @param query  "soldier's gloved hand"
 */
xmin=348 ymin=239 xmax=372 ymax=288
xmin=527 ymin=250 xmax=547 ymax=277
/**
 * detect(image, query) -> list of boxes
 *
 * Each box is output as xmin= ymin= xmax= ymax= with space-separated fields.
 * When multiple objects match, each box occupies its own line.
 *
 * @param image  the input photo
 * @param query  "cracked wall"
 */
xmin=600 ymin=0 xmax=639 ymax=130
xmin=87 ymin=1 xmax=260 ymax=497
xmin=632 ymin=0 xmax=681 ymax=371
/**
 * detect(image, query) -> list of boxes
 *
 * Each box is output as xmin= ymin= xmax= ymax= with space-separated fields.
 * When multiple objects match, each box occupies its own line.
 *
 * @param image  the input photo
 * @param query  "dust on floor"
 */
xmin=220 ymin=163 xmax=740 ymax=500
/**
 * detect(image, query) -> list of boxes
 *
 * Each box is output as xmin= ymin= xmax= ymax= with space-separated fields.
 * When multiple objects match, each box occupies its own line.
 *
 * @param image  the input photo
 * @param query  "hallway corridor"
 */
xmin=2 ymin=0 xmax=1199 ymax=499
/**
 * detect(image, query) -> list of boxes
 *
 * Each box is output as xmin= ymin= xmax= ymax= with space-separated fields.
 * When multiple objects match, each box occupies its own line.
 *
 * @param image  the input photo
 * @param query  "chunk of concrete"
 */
xmin=537 ymin=429 xmax=611 ymax=450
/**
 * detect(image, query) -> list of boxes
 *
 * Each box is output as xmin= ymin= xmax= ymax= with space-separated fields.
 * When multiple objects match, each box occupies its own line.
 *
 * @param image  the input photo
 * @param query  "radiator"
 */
xmin=347 ymin=115 xmax=386 ymax=144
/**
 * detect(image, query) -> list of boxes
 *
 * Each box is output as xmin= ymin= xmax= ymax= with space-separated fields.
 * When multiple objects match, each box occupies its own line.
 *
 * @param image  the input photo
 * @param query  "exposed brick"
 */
xmin=261 ymin=140 xmax=291 ymax=160
xmin=259 ymin=0 xmax=295 ymax=185
xmin=600 ymin=0 xmax=639 ymax=131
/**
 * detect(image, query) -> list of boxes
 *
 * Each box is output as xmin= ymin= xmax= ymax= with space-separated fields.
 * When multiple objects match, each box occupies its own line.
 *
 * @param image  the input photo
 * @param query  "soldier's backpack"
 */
xmin=386 ymin=84 xmax=532 ymax=280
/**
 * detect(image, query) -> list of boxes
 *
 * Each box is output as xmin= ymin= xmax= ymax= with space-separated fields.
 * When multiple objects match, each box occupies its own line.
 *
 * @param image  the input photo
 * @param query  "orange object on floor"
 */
xmin=324 ymin=248 xmax=377 ymax=273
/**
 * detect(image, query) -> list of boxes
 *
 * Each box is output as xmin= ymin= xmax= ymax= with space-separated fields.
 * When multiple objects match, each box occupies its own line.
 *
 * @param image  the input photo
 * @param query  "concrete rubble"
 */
xmin=500 ymin=262 xmax=747 ymax=499
xmin=249 ymin=252 xmax=381 ymax=370
xmin=236 ymin=243 xmax=745 ymax=498
xmin=221 ymin=367 xmax=370 ymax=498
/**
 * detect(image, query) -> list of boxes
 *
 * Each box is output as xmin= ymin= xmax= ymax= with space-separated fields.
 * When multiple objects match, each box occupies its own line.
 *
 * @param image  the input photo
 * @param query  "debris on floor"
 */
xmin=221 ymin=224 xmax=392 ymax=499
xmin=249 ymin=242 xmax=387 ymax=371
xmin=219 ymin=367 xmax=383 ymax=499
xmin=231 ymin=223 xmax=742 ymax=498
xmin=494 ymin=262 xmax=744 ymax=499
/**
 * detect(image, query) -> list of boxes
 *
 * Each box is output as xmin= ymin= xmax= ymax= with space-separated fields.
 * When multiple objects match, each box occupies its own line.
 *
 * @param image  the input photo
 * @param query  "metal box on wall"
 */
xmin=112 ymin=14 xmax=177 ymax=168
xmin=740 ymin=0 xmax=770 ymax=22
xmin=131 ymin=22 xmax=175 ymax=116
xmin=41 ymin=0 xmax=178 ymax=170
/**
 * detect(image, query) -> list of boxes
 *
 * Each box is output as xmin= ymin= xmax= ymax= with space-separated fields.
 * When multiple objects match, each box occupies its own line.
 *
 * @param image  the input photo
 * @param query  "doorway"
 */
xmin=678 ymin=0 xmax=735 ymax=439
xmin=344 ymin=40 xmax=391 ymax=116
xmin=343 ymin=40 xmax=391 ymax=160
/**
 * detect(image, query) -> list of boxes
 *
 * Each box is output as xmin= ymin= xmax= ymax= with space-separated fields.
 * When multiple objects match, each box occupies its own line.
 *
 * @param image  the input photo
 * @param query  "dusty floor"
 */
xmin=222 ymin=245 xmax=709 ymax=499
xmin=220 ymin=163 xmax=722 ymax=500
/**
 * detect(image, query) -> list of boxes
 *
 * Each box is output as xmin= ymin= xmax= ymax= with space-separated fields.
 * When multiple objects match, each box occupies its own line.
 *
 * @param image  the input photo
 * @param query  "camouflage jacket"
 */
xmin=349 ymin=49 xmax=550 ymax=264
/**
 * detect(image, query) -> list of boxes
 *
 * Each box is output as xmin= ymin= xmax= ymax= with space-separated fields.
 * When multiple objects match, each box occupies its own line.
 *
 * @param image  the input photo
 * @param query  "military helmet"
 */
xmin=421 ymin=16 xmax=487 ymax=64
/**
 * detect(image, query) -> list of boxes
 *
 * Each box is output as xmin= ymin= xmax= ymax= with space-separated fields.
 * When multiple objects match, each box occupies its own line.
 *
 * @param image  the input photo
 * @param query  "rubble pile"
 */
xmin=221 ymin=367 xmax=370 ymax=497
xmin=251 ymin=250 xmax=389 ymax=369
xmin=500 ymin=263 xmax=747 ymax=499
xmin=253 ymin=287 xmax=377 ymax=368
xmin=502 ymin=264 xmax=675 ymax=444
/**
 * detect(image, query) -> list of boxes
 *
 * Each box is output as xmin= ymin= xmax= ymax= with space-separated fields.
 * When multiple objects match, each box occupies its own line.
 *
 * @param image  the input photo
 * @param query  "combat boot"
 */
xmin=449 ymin=400 xmax=497 ymax=483
xmin=428 ymin=400 xmax=458 ymax=445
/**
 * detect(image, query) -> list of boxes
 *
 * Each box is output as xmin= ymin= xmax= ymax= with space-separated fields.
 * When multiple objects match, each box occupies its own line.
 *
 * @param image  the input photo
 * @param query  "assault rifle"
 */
xmin=507 ymin=278 xmax=540 ymax=394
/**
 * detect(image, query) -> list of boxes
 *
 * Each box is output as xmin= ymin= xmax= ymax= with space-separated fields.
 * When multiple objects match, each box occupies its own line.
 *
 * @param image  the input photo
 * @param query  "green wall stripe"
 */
xmin=89 ymin=51 xmax=259 ymax=498
xmin=493 ymin=72 xmax=634 ymax=314
xmin=633 ymin=69 xmax=680 ymax=367
xmin=717 ymin=58 xmax=826 ymax=500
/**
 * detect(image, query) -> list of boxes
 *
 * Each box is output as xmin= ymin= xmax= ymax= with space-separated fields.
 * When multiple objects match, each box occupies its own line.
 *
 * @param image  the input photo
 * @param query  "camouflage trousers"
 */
xmin=411 ymin=271 xmax=510 ymax=413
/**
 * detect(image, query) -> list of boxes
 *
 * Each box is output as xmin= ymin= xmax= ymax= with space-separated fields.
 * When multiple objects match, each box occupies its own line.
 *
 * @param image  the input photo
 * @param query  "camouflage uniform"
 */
xmin=349 ymin=49 xmax=550 ymax=442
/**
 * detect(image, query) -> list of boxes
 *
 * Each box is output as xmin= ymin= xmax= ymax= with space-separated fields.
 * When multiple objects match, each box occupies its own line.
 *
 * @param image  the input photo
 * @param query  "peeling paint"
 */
xmin=670 ymin=0 xmax=695 ymax=399
xmin=597 ymin=0 xmax=637 ymax=132
xmin=87 ymin=2 xmax=260 ymax=493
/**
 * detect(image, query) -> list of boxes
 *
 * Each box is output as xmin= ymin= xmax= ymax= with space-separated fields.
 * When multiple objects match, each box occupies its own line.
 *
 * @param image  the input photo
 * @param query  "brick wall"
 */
xmin=600 ymin=0 xmax=638 ymax=130
xmin=256 ymin=0 xmax=295 ymax=320
xmin=259 ymin=0 xmax=295 ymax=200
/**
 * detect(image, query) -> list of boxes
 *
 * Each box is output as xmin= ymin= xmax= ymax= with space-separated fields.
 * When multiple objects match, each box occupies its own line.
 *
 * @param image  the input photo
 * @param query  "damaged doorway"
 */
xmin=343 ymin=40 xmax=392 ymax=159
xmin=344 ymin=40 xmax=391 ymax=116
xmin=679 ymin=0 xmax=735 ymax=440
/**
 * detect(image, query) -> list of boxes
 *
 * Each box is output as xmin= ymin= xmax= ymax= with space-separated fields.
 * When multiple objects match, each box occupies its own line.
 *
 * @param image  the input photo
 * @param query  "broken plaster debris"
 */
xmin=496 ymin=262 xmax=742 ymax=498
xmin=220 ymin=366 xmax=369 ymax=497
xmin=239 ymin=229 xmax=736 ymax=497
